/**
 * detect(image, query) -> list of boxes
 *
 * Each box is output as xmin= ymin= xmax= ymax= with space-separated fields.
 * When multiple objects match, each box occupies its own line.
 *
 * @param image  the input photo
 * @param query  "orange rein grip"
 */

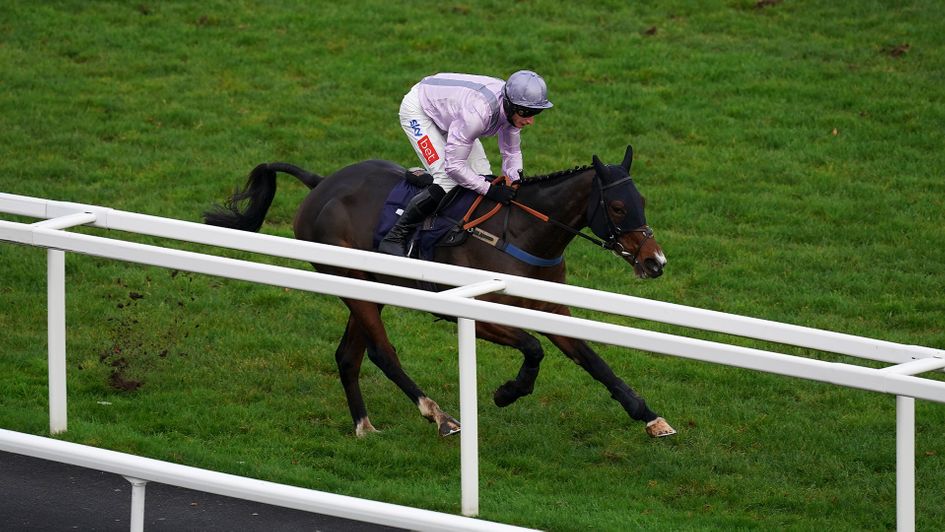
xmin=461 ymin=175 xmax=551 ymax=230
xmin=462 ymin=203 xmax=503 ymax=230
xmin=461 ymin=175 xmax=509 ymax=230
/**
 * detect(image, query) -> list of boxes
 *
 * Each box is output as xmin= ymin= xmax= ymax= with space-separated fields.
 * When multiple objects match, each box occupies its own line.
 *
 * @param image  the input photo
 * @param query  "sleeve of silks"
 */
xmin=444 ymin=111 xmax=491 ymax=195
xmin=498 ymin=126 xmax=523 ymax=181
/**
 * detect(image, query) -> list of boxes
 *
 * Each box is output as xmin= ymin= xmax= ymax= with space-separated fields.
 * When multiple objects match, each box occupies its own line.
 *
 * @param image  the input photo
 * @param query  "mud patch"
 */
xmin=97 ymin=271 xmax=200 ymax=392
xmin=885 ymin=43 xmax=910 ymax=58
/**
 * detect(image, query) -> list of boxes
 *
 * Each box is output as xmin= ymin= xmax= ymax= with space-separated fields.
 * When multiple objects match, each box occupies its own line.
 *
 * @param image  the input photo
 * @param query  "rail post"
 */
xmin=124 ymin=476 xmax=148 ymax=532
xmin=47 ymin=249 xmax=67 ymax=434
xmin=896 ymin=396 xmax=915 ymax=532
xmin=458 ymin=317 xmax=479 ymax=517
xmin=35 ymin=212 xmax=98 ymax=434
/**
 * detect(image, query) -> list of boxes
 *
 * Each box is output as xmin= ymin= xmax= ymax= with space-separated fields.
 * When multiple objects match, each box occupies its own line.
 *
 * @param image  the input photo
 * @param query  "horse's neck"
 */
xmin=522 ymin=169 xmax=593 ymax=226
xmin=513 ymin=169 xmax=594 ymax=251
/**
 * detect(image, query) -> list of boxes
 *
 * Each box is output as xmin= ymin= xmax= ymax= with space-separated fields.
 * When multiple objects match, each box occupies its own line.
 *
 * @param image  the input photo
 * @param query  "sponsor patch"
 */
xmin=417 ymin=135 xmax=439 ymax=165
xmin=409 ymin=119 xmax=423 ymax=137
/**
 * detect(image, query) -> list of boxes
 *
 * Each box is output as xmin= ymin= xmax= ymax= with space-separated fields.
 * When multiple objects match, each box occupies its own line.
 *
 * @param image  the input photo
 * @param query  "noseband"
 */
xmin=605 ymin=226 xmax=653 ymax=266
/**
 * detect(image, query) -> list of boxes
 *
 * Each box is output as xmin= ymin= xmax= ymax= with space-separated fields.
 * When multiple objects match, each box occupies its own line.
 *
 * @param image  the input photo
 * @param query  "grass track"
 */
xmin=2 ymin=1 xmax=944 ymax=530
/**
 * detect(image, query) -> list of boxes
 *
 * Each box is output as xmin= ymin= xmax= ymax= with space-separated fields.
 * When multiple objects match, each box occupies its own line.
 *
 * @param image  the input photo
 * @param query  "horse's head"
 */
xmin=588 ymin=146 xmax=666 ymax=278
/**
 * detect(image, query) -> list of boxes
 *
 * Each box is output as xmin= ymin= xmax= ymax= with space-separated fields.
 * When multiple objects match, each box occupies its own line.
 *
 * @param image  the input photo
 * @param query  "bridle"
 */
xmin=581 ymin=170 xmax=653 ymax=267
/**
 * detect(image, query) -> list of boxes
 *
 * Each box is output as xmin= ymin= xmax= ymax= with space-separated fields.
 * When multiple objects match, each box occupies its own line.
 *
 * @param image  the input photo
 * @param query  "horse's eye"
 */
xmin=610 ymin=202 xmax=626 ymax=216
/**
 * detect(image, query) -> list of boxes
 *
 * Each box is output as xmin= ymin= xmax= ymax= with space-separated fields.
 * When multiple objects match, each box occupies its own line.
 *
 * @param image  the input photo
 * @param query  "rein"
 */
xmin=458 ymin=176 xmax=562 ymax=267
xmin=458 ymin=174 xmax=652 ymax=267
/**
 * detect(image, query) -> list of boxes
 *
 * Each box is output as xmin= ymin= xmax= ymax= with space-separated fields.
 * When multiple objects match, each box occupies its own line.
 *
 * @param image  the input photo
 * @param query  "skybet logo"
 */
xmin=409 ymin=119 xmax=422 ymax=137
xmin=417 ymin=135 xmax=439 ymax=165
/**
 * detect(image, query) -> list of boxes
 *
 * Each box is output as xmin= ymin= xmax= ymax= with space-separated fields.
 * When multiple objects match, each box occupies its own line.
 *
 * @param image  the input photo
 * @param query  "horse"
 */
xmin=204 ymin=145 xmax=676 ymax=439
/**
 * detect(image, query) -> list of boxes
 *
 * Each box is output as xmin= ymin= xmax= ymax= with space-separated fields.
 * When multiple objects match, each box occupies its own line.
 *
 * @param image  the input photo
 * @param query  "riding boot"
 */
xmin=378 ymin=185 xmax=445 ymax=256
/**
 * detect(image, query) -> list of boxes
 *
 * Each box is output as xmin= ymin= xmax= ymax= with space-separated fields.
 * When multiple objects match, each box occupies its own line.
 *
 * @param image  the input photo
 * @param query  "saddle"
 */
xmin=372 ymin=169 xmax=477 ymax=260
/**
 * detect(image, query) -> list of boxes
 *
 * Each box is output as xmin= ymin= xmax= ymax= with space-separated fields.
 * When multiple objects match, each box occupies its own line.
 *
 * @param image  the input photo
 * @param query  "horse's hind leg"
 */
xmin=475 ymin=323 xmax=545 ymax=407
xmin=343 ymin=298 xmax=460 ymax=437
xmin=335 ymin=314 xmax=377 ymax=437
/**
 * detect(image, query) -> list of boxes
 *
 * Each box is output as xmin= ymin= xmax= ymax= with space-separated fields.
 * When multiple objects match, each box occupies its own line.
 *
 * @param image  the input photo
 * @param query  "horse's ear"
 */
xmin=592 ymin=154 xmax=606 ymax=175
xmin=621 ymin=145 xmax=634 ymax=171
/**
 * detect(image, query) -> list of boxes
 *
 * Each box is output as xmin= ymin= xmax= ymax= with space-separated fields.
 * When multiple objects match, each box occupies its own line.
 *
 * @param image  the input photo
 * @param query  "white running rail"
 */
xmin=2 ymin=192 xmax=944 ymax=531
xmin=0 ymin=428 xmax=534 ymax=532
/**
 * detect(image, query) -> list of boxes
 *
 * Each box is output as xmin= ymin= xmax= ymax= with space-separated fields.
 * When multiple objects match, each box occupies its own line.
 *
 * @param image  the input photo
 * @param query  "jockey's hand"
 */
xmin=484 ymin=183 xmax=516 ymax=205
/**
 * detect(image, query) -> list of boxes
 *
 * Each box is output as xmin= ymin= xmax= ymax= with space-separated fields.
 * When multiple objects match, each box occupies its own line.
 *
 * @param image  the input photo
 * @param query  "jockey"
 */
xmin=378 ymin=70 xmax=553 ymax=256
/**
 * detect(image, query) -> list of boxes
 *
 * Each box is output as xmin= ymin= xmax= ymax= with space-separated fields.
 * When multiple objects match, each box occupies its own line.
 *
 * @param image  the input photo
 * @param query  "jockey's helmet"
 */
xmin=503 ymin=70 xmax=553 ymax=120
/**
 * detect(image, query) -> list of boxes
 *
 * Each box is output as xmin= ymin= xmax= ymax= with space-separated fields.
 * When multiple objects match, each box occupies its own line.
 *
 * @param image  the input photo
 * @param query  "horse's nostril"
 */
xmin=644 ymin=258 xmax=663 ymax=278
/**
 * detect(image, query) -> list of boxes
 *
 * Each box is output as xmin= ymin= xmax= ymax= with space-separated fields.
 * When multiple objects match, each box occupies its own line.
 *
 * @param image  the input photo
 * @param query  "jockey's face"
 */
xmin=511 ymin=111 xmax=536 ymax=129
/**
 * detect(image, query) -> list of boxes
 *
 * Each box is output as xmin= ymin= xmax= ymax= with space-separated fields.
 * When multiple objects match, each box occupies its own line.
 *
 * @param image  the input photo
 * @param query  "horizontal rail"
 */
xmin=2 ymin=218 xmax=945 ymax=404
xmin=2 ymin=192 xmax=941 ymax=368
xmin=31 ymin=212 xmax=98 ymax=230
xmin=0 ymin=429 xmax=535 ymax=532
xmin=881 ymin=357 xmax=945 ymax=375
xmin=440 ymin=279 xmax=507 ymax=298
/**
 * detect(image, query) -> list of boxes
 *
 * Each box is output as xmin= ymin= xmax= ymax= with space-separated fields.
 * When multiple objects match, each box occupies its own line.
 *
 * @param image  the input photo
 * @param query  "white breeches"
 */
xmin=399 ymin=86 xmax=491 ymax=192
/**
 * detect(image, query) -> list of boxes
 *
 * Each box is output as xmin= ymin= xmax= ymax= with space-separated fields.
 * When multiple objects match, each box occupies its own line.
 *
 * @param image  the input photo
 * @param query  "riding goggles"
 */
xmin=512 ymin=105 xmax=543 ymax=118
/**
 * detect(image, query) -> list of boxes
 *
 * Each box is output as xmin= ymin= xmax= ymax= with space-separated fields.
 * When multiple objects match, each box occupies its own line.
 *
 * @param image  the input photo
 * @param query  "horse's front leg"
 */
xmin=545 ymin=333 xmax=676 ymax=438
xmin=475 ymin=322 xmax=545 ymax=407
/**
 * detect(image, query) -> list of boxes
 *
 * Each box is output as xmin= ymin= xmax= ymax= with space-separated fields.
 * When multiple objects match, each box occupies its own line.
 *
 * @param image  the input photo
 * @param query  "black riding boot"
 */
xmin=378 ymin=185 xmax=445 ymax=256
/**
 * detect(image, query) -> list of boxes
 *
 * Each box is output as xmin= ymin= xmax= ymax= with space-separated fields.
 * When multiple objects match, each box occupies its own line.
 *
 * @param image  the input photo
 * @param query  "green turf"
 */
xmin=2 ymin=1 xmax=944 ymax=530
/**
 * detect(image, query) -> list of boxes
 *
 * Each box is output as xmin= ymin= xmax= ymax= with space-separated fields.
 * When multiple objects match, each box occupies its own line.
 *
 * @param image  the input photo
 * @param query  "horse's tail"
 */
xmin=203 ymin=163 xmax=324 ymax=232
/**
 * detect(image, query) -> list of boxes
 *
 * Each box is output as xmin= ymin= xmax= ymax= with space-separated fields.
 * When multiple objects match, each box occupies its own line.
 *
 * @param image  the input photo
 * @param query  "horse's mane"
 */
xmin=519 ymin=165 xmax=592 ymax=186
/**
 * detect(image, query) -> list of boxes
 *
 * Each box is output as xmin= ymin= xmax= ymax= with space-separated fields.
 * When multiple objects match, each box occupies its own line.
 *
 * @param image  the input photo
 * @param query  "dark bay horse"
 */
xmin=204 ymin=145 xmax=676 ymax=438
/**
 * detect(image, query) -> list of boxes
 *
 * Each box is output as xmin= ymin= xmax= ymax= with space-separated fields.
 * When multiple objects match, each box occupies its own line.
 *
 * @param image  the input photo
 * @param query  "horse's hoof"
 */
xmin=645 ymin=417 xmax=676 ymax=438
xmin=493 ymin=383 xmax=518 ymax=408
xmin=438 ymin=416 xmax=461 ymax=437
xmin=493 ymin=380 xmax=530 ymax=408
xmin=355 ymin=418 xmax=379 ymax=438
xmin=439 ymin=424 xmax=461 ymax=437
